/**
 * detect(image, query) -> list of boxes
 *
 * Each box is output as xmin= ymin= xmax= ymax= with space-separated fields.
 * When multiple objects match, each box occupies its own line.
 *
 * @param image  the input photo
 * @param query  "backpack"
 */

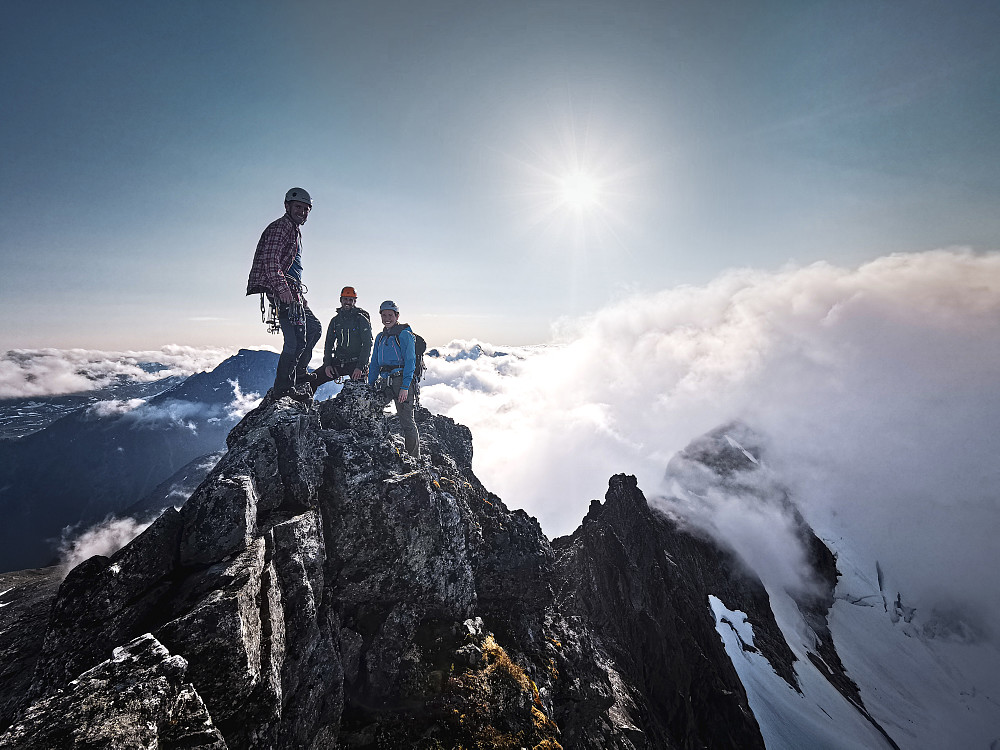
xmin=378 ymin=324 xmax=427 ymax=382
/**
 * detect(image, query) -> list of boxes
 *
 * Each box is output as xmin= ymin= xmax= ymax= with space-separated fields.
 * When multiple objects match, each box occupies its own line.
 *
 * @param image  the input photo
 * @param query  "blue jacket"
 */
xmin=368 ymin=324 xmax=416 ymax=387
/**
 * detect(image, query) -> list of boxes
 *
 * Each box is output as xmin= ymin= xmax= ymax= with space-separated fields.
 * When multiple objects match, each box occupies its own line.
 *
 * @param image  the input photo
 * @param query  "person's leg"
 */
xmin=274 ymin=304 xmax=307 ymax=393
xmin=391 ymin=374 xmax=420 ymax=457
xmin=311 ymin=360 xmax=354 ymax=388
xmin=293 ymin=305 xmax=323 ymax=384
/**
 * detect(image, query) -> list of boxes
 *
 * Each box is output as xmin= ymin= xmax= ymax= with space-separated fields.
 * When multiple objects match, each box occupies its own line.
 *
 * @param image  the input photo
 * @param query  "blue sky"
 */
xmin=2 ymin=0 xmax=999 ymax=349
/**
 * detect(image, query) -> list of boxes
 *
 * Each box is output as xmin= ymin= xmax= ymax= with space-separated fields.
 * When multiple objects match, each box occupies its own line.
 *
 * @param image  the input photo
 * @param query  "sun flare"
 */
xmin=559 ymin=171 xmax=601 ymax=211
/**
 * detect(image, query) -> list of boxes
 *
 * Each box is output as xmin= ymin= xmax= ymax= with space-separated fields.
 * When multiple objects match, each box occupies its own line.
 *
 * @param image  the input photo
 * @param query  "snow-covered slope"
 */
xmin=711 ymin=544 xmax=1000 ymax=750
xmin=827 ymin=542 xmax=1000 ymax=749
xmin=661 ymin=423 xmax=1000 ymax=749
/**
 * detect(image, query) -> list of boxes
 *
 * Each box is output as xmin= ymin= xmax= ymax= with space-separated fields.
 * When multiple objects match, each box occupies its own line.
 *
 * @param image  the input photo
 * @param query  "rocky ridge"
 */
xmin=0 ymin=383 xmax=891 ymax=748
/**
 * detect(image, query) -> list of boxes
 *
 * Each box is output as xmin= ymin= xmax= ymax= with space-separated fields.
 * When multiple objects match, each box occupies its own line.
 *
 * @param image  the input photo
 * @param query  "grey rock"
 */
xmin=0 ymin=633 xmax=225 ymax=749
xmin=0 ymin=383 xmax=896 ymax=749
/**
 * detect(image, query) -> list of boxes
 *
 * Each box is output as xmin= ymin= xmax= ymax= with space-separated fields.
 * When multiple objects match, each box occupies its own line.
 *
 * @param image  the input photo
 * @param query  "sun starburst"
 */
xmin=559 ymin=171 xmax=602 ymax=212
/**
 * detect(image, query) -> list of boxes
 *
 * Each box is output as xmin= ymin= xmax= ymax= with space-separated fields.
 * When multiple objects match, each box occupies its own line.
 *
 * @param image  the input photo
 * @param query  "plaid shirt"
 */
xmin=246 ymin=214 xmax=302 ymax=301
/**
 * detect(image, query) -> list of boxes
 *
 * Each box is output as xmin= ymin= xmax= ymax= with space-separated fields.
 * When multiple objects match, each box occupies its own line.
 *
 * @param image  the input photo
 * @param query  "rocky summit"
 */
xmin=0 ymin=383 xmax=890 ymax=749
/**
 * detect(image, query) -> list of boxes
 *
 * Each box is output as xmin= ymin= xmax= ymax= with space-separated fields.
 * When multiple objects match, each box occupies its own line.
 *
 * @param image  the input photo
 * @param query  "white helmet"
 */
xmin=284 ymin=187 xmax=312 ymax=206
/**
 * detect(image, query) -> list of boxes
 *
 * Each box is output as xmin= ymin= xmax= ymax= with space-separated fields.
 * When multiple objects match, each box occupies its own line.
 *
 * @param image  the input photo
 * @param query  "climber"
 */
xmin=246 ymin=187 xmax=323 ymax=399
xmin=315 ymin=286 xmax=373 ymax=386
xmin=368 ymin=300 xmax=420 ymax=457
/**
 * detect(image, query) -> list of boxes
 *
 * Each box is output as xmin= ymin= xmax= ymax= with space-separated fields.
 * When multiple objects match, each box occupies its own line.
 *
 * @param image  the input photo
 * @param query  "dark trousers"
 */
xmin=311 ymin=360 xmax=365 ymax=389
xmin=274 ymin=303 xmax=322 ymax=393
xmin=328 ymin=360 xmax=365 ymax=378
xmin=386 ymin=372 xmax=420 ymax=457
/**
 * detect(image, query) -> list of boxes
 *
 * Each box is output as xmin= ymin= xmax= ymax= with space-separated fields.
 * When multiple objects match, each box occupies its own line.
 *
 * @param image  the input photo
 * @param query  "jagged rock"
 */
xmin=0 ymin=633 xmax=225 ymax=749
xmin=0 ymin=384 xmax=891 ymax=749
xmin=29 ymin=505 xmax=185 ymax=699
xmin=8 ymin=383 xmax=562 ymax=748
xmin=550 ymin=474 xmax=779 ymax=749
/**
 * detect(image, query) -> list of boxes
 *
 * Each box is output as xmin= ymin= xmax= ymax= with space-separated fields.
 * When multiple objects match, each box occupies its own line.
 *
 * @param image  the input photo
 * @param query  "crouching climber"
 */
xmin=368 ymin=300 xmax=420 ymax=457
xmin=314 ymin=286 xmax=372 ymax=387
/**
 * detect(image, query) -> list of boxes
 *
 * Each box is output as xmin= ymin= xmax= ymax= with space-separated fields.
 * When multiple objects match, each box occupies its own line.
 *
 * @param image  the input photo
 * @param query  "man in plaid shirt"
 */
xmin=247 ymin=187 xmax=323 ymax=397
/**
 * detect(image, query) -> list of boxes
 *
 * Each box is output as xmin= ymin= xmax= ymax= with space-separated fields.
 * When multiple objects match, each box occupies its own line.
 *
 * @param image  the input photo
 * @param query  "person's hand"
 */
xmin=324 ymin=365 xmax=334 ymax=378
xmin=398 ymin=388 xmax=409 ymax=403
xmin=351 ymin=368 xmax=363 ymax=381
xmin=278 ymin=288 xmax=295 ymax=305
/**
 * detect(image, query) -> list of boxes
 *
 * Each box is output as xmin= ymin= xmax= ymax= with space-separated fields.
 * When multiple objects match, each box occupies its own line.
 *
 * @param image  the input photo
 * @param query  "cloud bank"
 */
xmin=58 ymin=516 xmax=153 ymax=573
xmin=0 ymin=345 xmax=235 ymax=399
xmin=421 ymin=248 xmax=1000 ymax=626
xmin=82 ymin=380 xmax=262 ymax=433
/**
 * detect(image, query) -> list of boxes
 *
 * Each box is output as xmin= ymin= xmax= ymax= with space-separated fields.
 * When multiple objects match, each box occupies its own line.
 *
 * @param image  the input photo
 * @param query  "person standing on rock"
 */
xmin=368 ymin=300 xmax=420 ymax=457
xmin=317 ymin=286 xmax=372 ymax=385
xmin=246 ymin=188 xmax=323 ymax=398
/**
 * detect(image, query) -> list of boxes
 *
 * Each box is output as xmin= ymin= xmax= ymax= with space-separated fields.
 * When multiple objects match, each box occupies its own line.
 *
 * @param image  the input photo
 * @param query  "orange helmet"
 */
xmin=340 ymin=286 xmax=358 ymax=298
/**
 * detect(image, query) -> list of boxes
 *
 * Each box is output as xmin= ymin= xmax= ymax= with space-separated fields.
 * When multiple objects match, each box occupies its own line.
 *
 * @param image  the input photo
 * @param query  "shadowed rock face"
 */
xmin=0 ymin=385 xmax=879 ymax=749
xmin=549 ymin=475 xmax=781 ymax=750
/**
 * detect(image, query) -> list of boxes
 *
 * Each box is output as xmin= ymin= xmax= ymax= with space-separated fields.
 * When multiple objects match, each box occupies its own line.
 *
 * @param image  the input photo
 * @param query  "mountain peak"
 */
xmin=0 ymin=386 xmax=900 ymax=748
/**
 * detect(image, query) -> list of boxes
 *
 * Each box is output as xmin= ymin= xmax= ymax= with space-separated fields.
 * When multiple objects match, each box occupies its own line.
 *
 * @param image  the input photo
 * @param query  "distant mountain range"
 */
xmin=0 ymin=350 xmax=280 ymax=571
xmin=0 ymin=376 xmax=186 ymax=440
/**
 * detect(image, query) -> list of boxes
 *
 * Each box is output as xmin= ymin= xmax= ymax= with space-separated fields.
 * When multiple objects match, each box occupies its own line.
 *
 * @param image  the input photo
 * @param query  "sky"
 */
xmin=2 ymin=1 xmax=1000 ymax=350
xmin=2 ymin=0 xmax=998 ymax=634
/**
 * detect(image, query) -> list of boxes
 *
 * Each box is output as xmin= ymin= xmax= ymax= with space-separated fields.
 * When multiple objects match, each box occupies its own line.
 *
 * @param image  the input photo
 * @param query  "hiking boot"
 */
xmin=286 ymin=383 xmax=314 ymax=404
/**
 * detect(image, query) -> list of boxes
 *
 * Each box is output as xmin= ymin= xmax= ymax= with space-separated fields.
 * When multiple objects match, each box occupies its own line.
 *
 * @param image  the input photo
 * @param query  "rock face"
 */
xmin=0 ymin=633 xmax=225 ymax=749
xmin=0 ymin=385 xmax=889 ymax=748
xmin=549 ymin=474 xmax=786 ymax=750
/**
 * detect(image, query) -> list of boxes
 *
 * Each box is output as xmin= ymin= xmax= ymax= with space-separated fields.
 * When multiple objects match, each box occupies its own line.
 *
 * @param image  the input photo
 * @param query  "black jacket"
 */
xmin=323 ymin=307 xmax=373 ymax=366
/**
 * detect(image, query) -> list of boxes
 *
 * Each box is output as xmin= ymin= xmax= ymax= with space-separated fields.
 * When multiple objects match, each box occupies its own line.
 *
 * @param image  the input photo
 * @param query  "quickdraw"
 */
xmin=260 ymin=294 xmax=280 ymax=335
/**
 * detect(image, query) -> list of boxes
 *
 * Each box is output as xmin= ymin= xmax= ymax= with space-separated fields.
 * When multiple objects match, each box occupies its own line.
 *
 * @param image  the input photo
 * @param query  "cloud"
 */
xmin=58 ymin=516 xmax=153 ymax=573
xmin=85 ymin=398 xmax=145 ymax=418
xmin=79 ymin=377 xmax=259 ymax=431
xmin=84 ymin=397 xmax=222 ymax=432
xmin=0 ymin=345 xmax=235 ymax=399
xmin=225 ymin=379 xmax=263 ymax=420
xmin=648 ymin=424 xmax=839 ymax=608
xmin=421 ymin=248 xmax=1000 ymax=625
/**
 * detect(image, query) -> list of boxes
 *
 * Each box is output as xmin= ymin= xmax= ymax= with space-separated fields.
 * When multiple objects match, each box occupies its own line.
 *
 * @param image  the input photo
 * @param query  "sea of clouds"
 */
xmin=0 ymin=345 xmax=237 ymax=399
xmin=420 ymin=248 xmax=1000 ymax=629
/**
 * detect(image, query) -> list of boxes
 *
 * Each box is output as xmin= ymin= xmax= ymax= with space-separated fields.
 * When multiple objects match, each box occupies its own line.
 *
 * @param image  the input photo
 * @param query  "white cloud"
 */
xmin=0 ymin=346 xmax=235 ymax=399
xmin=85 ymin=398 xmax=145 ymax=418
xmin=84 ymin=397 xmax=222 ymax=432
xmin=58 ymin=516 xmax=153 ymax=573
xmin=422 ymin=249 xmax=1000 ymax=626
xmin=74 ymin=380 xmax=257 ymax=435
xmin=225 ymin=379 xmax=263 ymax=420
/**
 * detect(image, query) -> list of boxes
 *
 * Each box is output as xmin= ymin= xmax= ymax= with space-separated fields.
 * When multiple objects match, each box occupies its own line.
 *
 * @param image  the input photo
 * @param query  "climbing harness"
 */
xmin=259 ymin=281 xmax=309 ymax=334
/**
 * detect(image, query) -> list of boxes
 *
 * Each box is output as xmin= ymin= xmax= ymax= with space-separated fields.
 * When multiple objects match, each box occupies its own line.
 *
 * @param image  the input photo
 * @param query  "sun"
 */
xmin=558 ymin=171 xmax=602 ymax=212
